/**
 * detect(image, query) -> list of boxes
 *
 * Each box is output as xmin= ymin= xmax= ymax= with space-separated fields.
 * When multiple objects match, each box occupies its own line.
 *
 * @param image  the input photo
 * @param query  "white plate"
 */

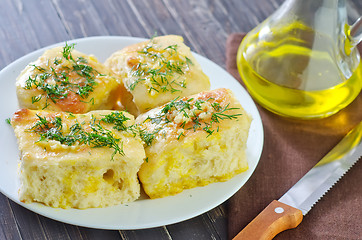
xmin=0 ymin=36 xmax=263 ymax=230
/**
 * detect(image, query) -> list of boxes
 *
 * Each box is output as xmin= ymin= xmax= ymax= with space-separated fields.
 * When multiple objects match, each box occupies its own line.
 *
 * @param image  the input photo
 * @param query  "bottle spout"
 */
xmin=350 ymin=16 xmax=362 ymax=46
xmin=344 ymin=16 xmax=362 ymax=56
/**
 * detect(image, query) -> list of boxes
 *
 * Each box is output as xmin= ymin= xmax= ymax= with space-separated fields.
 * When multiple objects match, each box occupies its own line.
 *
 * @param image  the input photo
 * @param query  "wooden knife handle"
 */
xmin=232 ymin=200 xmax=303 ymax=240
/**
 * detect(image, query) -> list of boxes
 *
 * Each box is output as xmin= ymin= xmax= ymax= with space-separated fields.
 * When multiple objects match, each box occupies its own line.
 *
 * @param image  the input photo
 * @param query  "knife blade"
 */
xmin=233 ymin=121 xmax=362 ymax=240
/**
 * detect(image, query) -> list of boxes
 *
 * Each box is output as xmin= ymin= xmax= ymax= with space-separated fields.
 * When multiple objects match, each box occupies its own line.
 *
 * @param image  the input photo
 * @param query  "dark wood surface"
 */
xmin=0 ymin=0 xmax=361 ymax=239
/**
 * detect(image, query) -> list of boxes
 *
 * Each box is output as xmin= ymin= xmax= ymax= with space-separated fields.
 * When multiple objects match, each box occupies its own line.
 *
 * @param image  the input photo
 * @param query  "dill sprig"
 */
xmin=100 ymin=112 xmax=130 ymax=132
xmin=62 ymin=43 xmax=75 ymax=61
xmin=5 ymin=118 xmax=11 ymax=125
xmin=24 ymin=42 xmax=100 ymax=108
xmin=211 ymin=103 xmax=241 ymax=123
xmin=29 ymin=114 xmax=125 ymax=160
xmin=138 ymin=127 xmax=159 ymax=146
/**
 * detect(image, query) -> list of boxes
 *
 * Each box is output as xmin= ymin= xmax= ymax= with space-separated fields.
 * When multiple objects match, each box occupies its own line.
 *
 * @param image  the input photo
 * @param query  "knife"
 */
xmin=233 ymin=121 xmax=362 ymax=240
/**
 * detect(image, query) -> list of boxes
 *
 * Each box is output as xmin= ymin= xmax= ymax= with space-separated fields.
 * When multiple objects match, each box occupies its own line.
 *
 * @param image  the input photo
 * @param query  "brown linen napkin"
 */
xmin=227 ymin=33 xmax=362 ymax=240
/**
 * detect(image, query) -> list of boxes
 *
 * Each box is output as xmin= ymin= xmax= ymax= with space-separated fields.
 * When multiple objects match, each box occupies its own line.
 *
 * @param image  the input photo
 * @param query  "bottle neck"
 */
xmin=274 ymin=0 xmax=345 ymax=28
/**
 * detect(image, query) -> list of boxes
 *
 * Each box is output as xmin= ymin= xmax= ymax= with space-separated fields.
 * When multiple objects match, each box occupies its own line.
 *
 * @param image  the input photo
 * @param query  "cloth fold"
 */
xmin=226 ymin=33 xmax=362 ymax=240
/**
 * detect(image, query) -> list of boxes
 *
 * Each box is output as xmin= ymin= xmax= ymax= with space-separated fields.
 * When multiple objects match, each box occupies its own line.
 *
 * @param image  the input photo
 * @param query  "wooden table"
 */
xmin=1 ymin=0 xmax=361 ymax=239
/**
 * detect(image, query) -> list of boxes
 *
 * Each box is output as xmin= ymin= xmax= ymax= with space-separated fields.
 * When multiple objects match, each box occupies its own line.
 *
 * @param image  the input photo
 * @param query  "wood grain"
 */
xmin=0 ymin=196 xmax=22 ymax=240
xmin=0 ymin=0 xmax=68 ymax=68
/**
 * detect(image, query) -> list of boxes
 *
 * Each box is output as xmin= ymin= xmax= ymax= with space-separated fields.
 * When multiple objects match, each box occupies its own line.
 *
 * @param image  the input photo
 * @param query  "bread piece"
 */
xmin=105 ymin=35 xmax=210 ymax=116
xmin=16 ymin=44 xmax=120 ymax=113
xmin=11 ymin=109 xmax=145 ymax=209
xmin=136 ymin=88 xmax=251 ymax=198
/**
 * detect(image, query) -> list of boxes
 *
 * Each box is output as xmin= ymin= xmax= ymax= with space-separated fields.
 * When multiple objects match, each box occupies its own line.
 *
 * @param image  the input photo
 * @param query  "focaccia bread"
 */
xmin=16 ymin=44 xmax=119 ymax=114
xmin=11 ymin=109 xmax=145 ymax=209
xmin=136 ymin=88 xmax=251 ymax=198
xmin=105 ymin=35 xmax=210 ymax=116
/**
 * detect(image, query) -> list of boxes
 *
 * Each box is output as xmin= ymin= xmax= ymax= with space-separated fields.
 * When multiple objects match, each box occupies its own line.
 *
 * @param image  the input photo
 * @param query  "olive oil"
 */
xmin=237 ymin=23 xmax=362 ymax=119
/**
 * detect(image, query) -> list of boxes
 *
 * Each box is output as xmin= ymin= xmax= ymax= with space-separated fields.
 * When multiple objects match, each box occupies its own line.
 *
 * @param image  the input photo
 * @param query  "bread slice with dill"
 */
xmin=16 ymin=44 xmax=120 ymax=114
xmin=11 ymin=109 xmax=145 ymax=209
xmin=105 ymin=35 xmax=210 ymax=116
xmin=135 ymin=88 xmax=251 ymax=199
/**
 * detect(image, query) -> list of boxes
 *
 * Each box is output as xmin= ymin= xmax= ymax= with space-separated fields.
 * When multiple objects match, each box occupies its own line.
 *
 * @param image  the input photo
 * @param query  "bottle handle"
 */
xmin=350 ymin=16 xmax=362 ymax=46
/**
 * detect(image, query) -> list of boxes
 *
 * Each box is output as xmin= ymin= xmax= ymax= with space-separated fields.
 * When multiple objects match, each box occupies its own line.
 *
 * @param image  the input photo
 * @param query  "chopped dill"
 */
xmin=23 ymin=43 xmax=100 ymax=109
xmin=31 ymin=96 xmax=42 ymax=104
xmin=29 ymin=114 xmax=125 ymax=160
xmin=150 ymin=32 xmax=158 ymax=40
xmin=140 ymin=96 xmax=242 ymax=144
xmin=62 ymin=42 xmax=75 ymax=60
xmin=203 ymin=123 xmax=214 ymax=138
xmin=100 ymin=112 xmax=130 ymax=132
xmin=53 ymin=57 xmax=62 ymax=65
xmin=30 ymin=64 xmax=46 ymax=72
xmin=129 ymin=40 xmax=192 ymax=93
xmin=177 ymin=131 xmax=185 ymax=140
xmin=185 ymin=56 xmax=193 ymax=66
xmin=79 ymin=97 xmax=95 ymax=105
xmin=211 ymin=104 xmax=242 ymax=123
xmin=138 ymin=127 xmax=159 ymax=146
